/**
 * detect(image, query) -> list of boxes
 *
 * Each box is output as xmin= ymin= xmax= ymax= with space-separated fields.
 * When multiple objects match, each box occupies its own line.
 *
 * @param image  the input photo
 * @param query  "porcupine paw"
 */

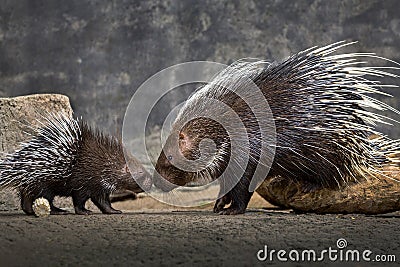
xmin=213 ymin=202 xmax=224 ymax=213
xmin=75 ymin=208 xmax=93 ymax=215
xmin=50 ymin=207 xmax=70 ymax=215
xmin=21 ymin=195 xmax=34 ymax=215
xmin=218 ymin=206 xmax=246 ymax=215
xmin=91 ymin=196 xmax=122 ymax=214
xmin=102 ymin=208 xmax=122 ymax=214
xmin=22 ymin=208 xmax=35 ymax=216
xmin=218 ymin=201 xmax=246 ymax=215
xmin=213 ymin=194 xmax=232 ymax=213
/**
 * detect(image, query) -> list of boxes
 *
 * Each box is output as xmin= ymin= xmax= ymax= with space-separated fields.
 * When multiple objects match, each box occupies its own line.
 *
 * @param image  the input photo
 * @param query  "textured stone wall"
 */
xmin=0 ymin=0 xmax=399 ymax=137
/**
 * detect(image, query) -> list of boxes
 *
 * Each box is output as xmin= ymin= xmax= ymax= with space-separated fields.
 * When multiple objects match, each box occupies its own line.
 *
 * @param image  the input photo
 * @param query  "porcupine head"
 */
xmin=152 ymin=62 xmax=264 ymax=192
xmin=154 ymin=116 xmax=230 ymax=191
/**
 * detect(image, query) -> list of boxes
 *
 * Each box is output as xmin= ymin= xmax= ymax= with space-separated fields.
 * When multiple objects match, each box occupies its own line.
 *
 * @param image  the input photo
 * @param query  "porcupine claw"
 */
xmin=75 ymin=208 xmax=93 ymax=215
xmin=213 ymin=194 xmax=232 ymax=213
xmin=91 ymin=194 xmax=122 ymax=214
xmin=102 ymin=208 xmax=122 ymax=214
xmin=218 ymin=206 xmax=246 ymax=215
xmin=214 ymin=192 xmax=247 ymax=215
xmin=50 ymin=206 xmax=70 ymax=215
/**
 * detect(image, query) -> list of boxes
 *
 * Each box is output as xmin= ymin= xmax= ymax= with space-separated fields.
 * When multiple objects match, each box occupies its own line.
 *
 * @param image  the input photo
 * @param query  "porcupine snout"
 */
xmin=125 ymin=153 xmax=153 ymax=192
xmin=134 ymin=167 xmax=152 ymax=191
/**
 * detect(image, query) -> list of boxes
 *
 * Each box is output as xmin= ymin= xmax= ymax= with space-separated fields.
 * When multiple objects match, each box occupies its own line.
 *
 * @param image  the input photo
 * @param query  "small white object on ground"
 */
xmin=32 ymin=197 xmax=51 ymax=217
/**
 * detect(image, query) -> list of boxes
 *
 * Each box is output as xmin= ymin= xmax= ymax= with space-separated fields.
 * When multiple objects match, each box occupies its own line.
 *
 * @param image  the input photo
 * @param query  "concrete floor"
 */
xmin=0 ymin=194 xmax=399 ymax=267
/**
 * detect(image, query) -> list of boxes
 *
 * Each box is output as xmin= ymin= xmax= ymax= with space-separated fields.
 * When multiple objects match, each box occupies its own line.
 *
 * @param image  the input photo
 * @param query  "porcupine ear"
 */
xmin=122 ymin=163 xmax=130 ymax=174
xmin=178 ymin=131 xmax=194 ymax=155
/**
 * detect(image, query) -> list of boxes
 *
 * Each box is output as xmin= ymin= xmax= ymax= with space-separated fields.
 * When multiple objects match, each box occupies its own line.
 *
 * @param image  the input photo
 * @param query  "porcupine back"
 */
xmin=176 ymin=41 xmax=400 ymax=189
xmin=0 ymin=113 xmax=127 ymax=196
xmin=0 ymin=113 xmax=81 ymax=194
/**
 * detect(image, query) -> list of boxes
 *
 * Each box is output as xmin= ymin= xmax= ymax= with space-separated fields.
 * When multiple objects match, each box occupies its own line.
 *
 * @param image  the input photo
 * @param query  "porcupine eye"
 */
xmin=166 ymin=132 xmax=185 ymax=162
xmin=124 ymin=165 xmax=130 ymax=174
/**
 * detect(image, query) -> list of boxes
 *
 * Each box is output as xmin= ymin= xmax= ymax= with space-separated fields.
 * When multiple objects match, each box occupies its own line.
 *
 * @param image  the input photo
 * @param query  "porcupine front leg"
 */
xmin=72 ymin=193 xmax=92 ymax=215
xmin=212 ymin=159 xmax=255 ymax=215
xmin=91 ymin=194 xmax=122 ymax=214
xmin=213 ymin=193 xmax=232 ymax=213
xmin=217 ymin=165 xmax=255 ymax=215
xmin=219 ymin=180 xmax=253 ymax=215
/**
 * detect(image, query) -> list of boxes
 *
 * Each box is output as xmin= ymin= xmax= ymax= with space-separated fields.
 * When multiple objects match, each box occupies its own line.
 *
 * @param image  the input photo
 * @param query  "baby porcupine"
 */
xmin=154 ymin=41 xmax=400 ymax=215
xmin=0 ymin=113 xmax=152 ymax=215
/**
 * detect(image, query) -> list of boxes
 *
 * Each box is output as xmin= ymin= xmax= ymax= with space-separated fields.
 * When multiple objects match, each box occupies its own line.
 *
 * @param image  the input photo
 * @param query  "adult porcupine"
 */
xmin=0 ymin=113 xmax=152 ymax=215
xmin=154 ymin=41 xmax=400 ymax=215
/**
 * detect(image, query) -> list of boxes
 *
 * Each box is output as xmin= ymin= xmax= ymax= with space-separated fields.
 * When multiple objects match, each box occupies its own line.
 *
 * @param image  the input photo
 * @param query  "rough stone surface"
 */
xmin=257 ymin=166 xmax=400 ymax=214
xmin=0 ymin=0 xmax=398 ymax=138
xmin=0 ymin=94 xmax=73 ymax=212
xmin=0 ymin=94 xmax=72 ymax=155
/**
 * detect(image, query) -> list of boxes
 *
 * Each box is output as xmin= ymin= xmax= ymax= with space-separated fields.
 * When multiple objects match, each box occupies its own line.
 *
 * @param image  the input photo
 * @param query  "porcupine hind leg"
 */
xmin=72 ymin=193 xmax=92 ymax=215
xmin=47 ymin=196 xmax=69 ymax=215
xmin=91 ymin=194 xmax=122 ymax=214
xmin=300 ymin=181 xmax=325 ymax=193
xmin=20 ymin=191 xmax=34 ymax=215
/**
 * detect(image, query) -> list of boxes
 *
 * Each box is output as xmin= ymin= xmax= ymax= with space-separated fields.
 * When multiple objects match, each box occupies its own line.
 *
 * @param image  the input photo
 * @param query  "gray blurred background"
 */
xmin=0 ymin=0 xmax=399 ymax=137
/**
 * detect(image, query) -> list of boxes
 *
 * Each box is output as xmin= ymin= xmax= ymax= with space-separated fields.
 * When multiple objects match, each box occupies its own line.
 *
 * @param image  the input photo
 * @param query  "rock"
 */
xmin=256 ymin=166 xmax=400 ymax=214
xmin=0 ymin=94 xmax=73 ymax=156
xmin=0 ymin=94 xmax=73 ymax=212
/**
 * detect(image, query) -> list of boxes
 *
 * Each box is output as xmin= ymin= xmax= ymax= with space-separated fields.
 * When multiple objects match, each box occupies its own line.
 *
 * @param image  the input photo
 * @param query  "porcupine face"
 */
xmin=154 ymin=117 xmax=229 ymax=191
xmin=124 ymin=153 xmax=152 ymax=192
xmin=86 ymin=148 xmax=152 ymax=193
xmin=153 ymin=128 xmax=195 ymax=191
xmin=78 ymin=121 xmax=152 ymax=193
